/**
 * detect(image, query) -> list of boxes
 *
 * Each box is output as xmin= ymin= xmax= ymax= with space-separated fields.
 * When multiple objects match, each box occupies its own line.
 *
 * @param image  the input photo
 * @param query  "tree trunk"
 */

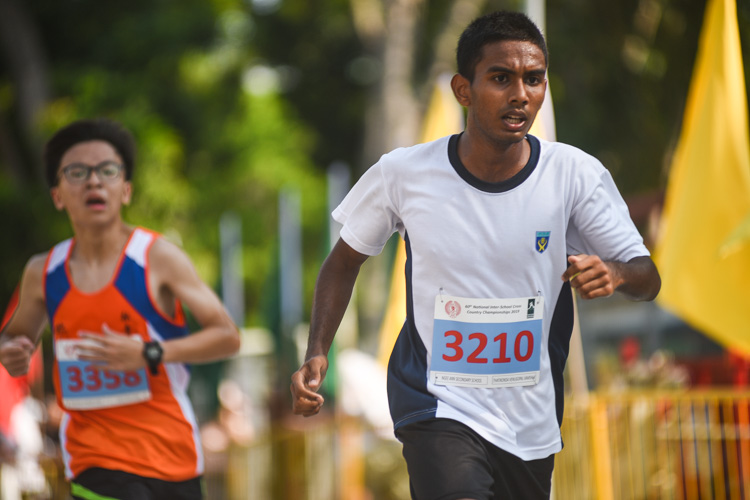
xmin=0 ymin=0 xmax=49 ymax=185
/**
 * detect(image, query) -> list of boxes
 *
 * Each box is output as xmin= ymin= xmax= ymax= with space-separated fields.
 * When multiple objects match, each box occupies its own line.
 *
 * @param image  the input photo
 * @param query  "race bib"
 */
xmin=430 ymin=295 xmax=543 ymax=388
xmin=56 ymin=335 xmax=151 ymax=410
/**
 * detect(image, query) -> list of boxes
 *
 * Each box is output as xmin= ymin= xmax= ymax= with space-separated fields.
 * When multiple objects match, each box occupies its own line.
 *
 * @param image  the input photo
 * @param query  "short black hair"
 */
xmin=457 ymin=11 xmax=548 ymax=82
xmin=43 ymin=118 xmax=136 ymax=188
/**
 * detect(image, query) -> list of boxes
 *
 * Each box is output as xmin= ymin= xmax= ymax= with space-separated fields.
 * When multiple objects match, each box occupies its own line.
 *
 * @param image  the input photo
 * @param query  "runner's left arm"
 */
xmin=78 ymin=238 xmax=240 ymax=371
xmin=562 ymin=254 xmax=660 ymax=301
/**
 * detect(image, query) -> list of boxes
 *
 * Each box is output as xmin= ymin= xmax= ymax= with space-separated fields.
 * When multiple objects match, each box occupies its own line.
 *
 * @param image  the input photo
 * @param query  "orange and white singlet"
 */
xmin=44 ymin=227 xmax=203 ymax=481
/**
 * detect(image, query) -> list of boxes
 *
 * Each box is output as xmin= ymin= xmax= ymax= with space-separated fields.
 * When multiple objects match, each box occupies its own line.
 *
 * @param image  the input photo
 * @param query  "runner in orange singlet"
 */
xmin=0 ymin=118 xmax=240 ymax=500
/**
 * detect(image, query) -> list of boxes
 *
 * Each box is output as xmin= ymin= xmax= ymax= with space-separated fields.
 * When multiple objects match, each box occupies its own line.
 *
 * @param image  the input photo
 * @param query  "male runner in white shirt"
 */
xmin=291 ymin=11 xmax=660 ymax=500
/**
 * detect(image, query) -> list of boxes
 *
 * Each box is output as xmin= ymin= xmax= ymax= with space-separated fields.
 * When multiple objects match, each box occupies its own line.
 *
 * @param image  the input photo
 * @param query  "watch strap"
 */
xmin=143 ymin=341 xmax=163 ymax=376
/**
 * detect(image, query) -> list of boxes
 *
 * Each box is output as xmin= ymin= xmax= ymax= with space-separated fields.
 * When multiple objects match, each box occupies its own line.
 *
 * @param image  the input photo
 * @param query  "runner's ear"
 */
xmin=50 ymin=187 xmax=65 ymax=211
xmin=121 ymin=181 xmax=132 ymax=206
xmin=451 ymin=73 xmax=472 ymax=107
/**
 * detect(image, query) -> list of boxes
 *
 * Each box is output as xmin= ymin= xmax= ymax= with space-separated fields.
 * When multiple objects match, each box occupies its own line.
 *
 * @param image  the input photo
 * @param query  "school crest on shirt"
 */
xmin=535 ymin=231 xmax=550 ymax=253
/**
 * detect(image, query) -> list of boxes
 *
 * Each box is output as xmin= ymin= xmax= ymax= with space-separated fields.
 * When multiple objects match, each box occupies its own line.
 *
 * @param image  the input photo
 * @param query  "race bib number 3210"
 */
xmin=430 ymin=295 xmax=543 ymax=388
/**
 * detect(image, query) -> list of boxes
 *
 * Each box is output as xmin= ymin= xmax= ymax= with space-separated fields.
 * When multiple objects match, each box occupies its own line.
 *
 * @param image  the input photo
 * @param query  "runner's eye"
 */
xmin=67 ymin=166 xmax=89 ymax=180
xmin=98 ymin=163 xmax=122 ymax=180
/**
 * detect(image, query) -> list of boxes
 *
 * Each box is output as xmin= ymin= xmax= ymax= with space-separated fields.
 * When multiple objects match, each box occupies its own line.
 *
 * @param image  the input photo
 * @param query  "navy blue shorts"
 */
xmin=71 ymin=467 xmax=203 ymax=500
xmin=395 ymin=418 xmax=555 ymax=500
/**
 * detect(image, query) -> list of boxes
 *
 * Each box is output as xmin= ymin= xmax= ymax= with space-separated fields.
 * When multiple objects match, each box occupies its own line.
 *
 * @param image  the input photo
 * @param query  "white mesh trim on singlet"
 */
xmin=47 ymin=239 xmax=72 ymax=275
xmin=125 ymin=228 xmax=153 ymax=268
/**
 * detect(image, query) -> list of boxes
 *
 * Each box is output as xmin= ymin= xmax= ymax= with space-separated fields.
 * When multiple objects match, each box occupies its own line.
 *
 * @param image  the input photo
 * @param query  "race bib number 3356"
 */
xmin=430 ymin=295 xmax=543 ymax=388
xmin=56 ymin=337 xmax=151 ymax=410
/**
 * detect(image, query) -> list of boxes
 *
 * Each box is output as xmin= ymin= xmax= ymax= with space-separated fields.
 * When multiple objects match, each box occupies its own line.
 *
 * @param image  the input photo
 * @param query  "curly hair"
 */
xmin=43 ymin=118 xmax=136 ymax=188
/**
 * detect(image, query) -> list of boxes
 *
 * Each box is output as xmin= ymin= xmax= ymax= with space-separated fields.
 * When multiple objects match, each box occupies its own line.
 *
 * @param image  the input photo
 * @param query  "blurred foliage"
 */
xmin=0 ymin=0 xmax=327 ymax=330
xmin=0 ymin=0 xmax=749 ymax=333
xmin=548 ymin=0 xmax=714 ymax=195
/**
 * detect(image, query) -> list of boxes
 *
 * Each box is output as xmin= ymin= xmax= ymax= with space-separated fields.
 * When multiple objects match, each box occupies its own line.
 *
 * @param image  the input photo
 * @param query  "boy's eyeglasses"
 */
xmin=59 ymin=161 xmax=124 ymax=185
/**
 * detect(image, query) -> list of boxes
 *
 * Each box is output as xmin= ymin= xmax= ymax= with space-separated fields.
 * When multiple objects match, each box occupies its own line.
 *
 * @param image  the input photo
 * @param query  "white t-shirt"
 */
xmin=333 ymin=134 xmax=649 ymax=460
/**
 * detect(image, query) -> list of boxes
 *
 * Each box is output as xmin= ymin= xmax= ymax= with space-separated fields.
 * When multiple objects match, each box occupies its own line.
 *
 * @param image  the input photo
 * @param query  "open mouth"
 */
xmin=85 ymin=195 xmax=106 ymax=209
xmin=503 ymin=113 xmax=527 ymax=127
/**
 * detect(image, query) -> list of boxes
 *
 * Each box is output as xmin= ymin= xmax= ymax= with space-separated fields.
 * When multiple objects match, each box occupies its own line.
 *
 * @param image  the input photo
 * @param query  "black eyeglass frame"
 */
xmin=57 ymin=161 xmax=124 ymax=185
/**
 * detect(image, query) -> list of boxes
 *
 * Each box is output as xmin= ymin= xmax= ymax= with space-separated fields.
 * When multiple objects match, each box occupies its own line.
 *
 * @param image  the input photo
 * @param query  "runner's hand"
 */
xmin=0 ymin=335 xmax=35 ymax=376
xmin=77 ymin=324 xmax=146 ymax=371
xmin=290 ymin=355 xmax=328 ymax=417
xmin=562 ymin=254 xmax=622 ymax=300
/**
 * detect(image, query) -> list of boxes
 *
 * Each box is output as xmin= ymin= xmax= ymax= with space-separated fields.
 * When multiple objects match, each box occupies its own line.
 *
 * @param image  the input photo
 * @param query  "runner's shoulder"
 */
xmin=147 ymin=235 xmax=196 ymax=282
xmin=24 ymin=253 xmax=49 ymax=279
xmin=17 ymin=253 xmax=48 ymax=300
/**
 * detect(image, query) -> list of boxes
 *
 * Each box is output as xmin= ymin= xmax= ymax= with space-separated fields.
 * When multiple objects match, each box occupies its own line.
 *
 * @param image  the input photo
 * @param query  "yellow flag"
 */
xmin=376 ymin=74 xmax=464 ymax=366
xmin=721 ymin=211 xmax=750 ymax=257
xmin=655 ymin=0 xmax=750 ymax=353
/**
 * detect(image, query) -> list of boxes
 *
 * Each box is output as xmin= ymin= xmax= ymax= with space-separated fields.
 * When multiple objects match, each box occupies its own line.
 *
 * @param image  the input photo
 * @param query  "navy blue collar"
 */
xmin=448 ymin=133 xmax=540 ymax=193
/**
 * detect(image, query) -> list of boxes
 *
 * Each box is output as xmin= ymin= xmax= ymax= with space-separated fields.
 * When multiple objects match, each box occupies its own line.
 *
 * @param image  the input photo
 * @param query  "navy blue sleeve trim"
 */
xmin=547 ymin=280 xmax=575 ymax=427
xmin=387 ymin=233 xmax=439 ymax=430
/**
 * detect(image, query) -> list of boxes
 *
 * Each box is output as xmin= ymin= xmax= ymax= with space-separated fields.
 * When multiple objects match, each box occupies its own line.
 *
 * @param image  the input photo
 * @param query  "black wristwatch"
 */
xmin=142 ymin=341 xmax=163 ymax=375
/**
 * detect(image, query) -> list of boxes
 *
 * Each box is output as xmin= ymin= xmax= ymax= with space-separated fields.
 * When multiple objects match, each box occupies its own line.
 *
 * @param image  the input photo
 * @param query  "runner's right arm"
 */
xmin=0 ymin=255 xmax=48 ymax=376
xmin=290 ymin=238 xmax=369 ymax=417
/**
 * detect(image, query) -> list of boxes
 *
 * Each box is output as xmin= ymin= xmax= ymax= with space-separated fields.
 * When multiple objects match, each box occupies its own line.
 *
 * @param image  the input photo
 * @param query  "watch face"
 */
xmin=146 ymin=345 xmax=160 ymax=359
